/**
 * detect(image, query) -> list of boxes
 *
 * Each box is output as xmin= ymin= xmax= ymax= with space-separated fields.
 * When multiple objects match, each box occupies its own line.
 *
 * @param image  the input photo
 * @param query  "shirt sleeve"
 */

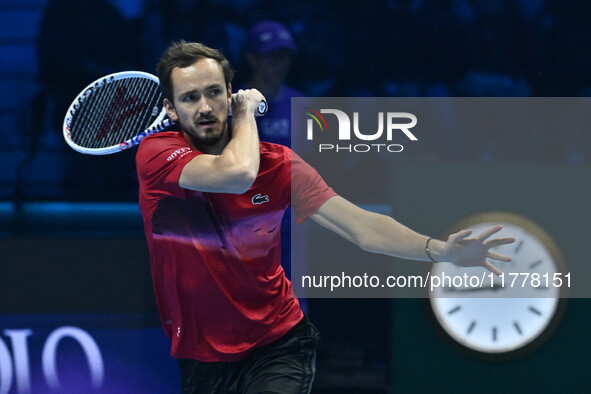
xmin=136 ymin=133 xmax=200 ymax=200
xmin=290 ymin=150 xmax=338 ymax=224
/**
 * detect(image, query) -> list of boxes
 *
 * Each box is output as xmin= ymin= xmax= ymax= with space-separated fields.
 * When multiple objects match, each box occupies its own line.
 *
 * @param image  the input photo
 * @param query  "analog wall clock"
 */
xmin=428 ymin=212 xmax=568 ymax=359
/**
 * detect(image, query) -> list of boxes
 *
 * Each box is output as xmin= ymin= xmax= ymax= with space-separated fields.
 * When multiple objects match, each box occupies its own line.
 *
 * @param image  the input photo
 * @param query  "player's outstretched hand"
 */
xmin=442 ymin=225 xmax=515 ymax=276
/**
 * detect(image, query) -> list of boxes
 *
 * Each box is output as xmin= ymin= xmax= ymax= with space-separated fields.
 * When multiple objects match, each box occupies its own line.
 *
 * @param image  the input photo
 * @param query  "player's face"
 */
xmin=164 ymin=58 xmax=232 ymax=149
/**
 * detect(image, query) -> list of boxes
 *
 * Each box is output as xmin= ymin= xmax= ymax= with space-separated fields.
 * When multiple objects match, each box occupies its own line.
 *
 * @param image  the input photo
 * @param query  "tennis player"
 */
xmin=135 ymin=41 xmax=514 ymax=393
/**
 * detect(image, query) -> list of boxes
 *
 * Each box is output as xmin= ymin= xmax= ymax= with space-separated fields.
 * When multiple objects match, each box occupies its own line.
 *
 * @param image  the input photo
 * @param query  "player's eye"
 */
xmin=181 ymin=94 xmax=197 ymax=102
xmin=209 ymin=89 xmax=220 ymax=97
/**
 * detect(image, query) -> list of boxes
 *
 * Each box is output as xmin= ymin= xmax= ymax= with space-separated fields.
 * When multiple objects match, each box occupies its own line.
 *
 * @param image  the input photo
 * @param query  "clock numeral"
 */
xmin=514 ymin=240 xmax=524 ymax=254
xmin=513 ymin=322 xmax=523 ymax=335
xmin=492 ymin=327 xmax=498 ymax=342
xmin=466 ymin=321 xmax=476 ymax=335
xmin=447 ymin=305 xmax=461 ymax=315
xmin=528 ymin=306 xmax=542 ymax=316
xmin=529 ymin=259 xmax=542 ymax=269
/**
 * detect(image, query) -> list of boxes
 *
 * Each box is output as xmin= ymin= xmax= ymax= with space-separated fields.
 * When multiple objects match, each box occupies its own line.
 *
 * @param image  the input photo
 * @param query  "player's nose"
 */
xmin=197 ymin=97 xmax=212 ymax=114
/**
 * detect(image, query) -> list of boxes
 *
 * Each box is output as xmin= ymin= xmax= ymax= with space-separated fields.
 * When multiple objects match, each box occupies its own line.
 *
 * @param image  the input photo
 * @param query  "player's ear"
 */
xmin=227 ymin=83 xmax=232 ymax=107
xmin=164 ymin=98 xmax=178 ymax=122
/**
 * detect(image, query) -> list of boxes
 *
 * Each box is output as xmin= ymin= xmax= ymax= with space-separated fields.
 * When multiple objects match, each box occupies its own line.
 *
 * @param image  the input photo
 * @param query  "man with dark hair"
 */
xmin=157 ymin=40 xmax=235 ymax=103
xmin=136 ymin=41 xmax=513 ymax=393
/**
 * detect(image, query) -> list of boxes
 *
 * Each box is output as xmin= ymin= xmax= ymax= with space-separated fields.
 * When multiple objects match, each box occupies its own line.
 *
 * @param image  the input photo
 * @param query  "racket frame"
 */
xmin=63 ymin=70 xmax=267 ymax=155
xmin=63 ymin=71 xmax=170 ymax=155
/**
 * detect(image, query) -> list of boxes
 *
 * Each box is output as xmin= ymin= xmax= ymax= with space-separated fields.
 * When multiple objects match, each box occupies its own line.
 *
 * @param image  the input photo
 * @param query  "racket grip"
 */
xmin=229 ymin=100 xmax=268 ymax=117
xmin=256 ymin=100 xmax=268 ymax=116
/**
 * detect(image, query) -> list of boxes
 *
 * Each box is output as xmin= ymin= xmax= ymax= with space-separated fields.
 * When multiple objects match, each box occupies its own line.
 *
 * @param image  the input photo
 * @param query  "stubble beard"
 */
xmin=184 ymin=116 xmax=229 ymax=152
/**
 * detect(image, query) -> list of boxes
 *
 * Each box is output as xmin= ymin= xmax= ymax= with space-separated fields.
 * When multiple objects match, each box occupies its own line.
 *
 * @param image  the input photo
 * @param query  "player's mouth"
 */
xmin=197 ymin=119 xmax=217 ymax=127
xmin=195 ymin=114 xmax=218 ymax=127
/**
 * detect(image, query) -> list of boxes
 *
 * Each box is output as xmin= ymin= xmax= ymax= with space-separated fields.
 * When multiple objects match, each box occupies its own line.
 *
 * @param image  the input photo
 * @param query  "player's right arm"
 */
xmin=177 ymin=89 xmax=264 ymax=194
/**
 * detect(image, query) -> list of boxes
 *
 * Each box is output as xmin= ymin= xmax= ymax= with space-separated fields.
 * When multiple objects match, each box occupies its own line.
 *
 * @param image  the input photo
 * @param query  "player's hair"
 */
xmin=157 ymin=40 xmax=234 ymax=102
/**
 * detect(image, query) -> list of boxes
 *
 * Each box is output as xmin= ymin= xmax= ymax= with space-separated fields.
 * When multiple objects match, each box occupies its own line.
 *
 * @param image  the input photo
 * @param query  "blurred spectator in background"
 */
xmin=242 ymin=20 xmax=302 ymax=148
xmin=142 ymin=0 xmax=262 ymax=72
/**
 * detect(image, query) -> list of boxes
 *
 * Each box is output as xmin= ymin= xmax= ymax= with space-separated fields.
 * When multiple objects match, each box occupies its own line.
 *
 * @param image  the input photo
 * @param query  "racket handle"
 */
xmin=229 ymin=100 xmax=268 ymax=117
xmin=256 ymin=100 xmax=268 ymax=116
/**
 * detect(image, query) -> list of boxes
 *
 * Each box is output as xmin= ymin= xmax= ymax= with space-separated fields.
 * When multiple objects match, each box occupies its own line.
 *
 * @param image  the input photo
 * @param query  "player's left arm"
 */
xmin=309 ymin=196 xmax=514 ymax=274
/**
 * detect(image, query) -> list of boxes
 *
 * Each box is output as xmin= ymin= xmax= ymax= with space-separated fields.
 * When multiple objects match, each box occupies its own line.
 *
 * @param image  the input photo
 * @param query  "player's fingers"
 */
xmin=484 ymin=260 xmax=502 ymax=276
xmin=475 ymin=225 xmax=503 ymax=241
xmin=484 ymin=237 xmax=516 ymax=248
xmin=449 ymin=229 xmax=473 ymax=242
xmin=487 ymin=251 xmax=512 ymax=262
xmin=231 ymin=91 xmax=243 ymax=104
xmin=239 ymin=88 xmax=264 ymax=102
xmin=249 ymin=88 xmax=264 ymax=101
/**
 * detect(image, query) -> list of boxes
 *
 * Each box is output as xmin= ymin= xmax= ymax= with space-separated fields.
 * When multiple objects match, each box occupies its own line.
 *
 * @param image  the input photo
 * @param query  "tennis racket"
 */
xmin=63 ymin=71 xmax=268 ymax=155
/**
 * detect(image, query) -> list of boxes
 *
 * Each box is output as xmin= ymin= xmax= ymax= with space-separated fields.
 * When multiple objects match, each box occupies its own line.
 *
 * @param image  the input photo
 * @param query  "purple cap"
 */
xmin=247 ymin=21 xmax=296 ymax=54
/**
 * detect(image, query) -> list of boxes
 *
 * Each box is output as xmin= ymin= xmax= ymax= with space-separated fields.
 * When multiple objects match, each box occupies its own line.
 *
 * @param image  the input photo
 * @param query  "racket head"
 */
xmin=63 ymin=71 xmax=168 ymax=155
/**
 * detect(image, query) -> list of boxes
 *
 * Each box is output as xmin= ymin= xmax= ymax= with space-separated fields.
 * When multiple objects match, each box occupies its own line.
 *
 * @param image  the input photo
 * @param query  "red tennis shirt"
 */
xmin=136 ymin=131 xmax=336 ymax=362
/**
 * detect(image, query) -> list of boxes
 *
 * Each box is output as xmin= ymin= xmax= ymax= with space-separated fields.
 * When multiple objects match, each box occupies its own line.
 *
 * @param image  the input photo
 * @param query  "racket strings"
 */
xmin=69 ymin=77 xmax=162 ymax=149
xmin=71 ymin=80 xmax=122 ymax=147
xmin=129 ymin=78 xmax=163 ymax=138
xmin=74 ymin=81 xmax=121 ymax=147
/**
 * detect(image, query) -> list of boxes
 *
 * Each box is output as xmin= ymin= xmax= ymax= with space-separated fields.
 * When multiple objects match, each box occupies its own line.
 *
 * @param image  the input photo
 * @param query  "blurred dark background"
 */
xmin=2 ymin=0 xmax=590 ymax=204
xmin=1 ymin=1 xmax=590 ymax=393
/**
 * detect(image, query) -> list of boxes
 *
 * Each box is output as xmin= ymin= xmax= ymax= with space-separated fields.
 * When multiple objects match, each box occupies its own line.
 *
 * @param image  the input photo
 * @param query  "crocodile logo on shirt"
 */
xmin=251 ymin=193 xmax=270 ymax=205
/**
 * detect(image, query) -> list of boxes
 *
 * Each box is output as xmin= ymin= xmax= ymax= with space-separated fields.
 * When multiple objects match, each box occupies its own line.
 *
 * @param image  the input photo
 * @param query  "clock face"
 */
xmin=428 ymin=213 xmax=567 ymax=357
